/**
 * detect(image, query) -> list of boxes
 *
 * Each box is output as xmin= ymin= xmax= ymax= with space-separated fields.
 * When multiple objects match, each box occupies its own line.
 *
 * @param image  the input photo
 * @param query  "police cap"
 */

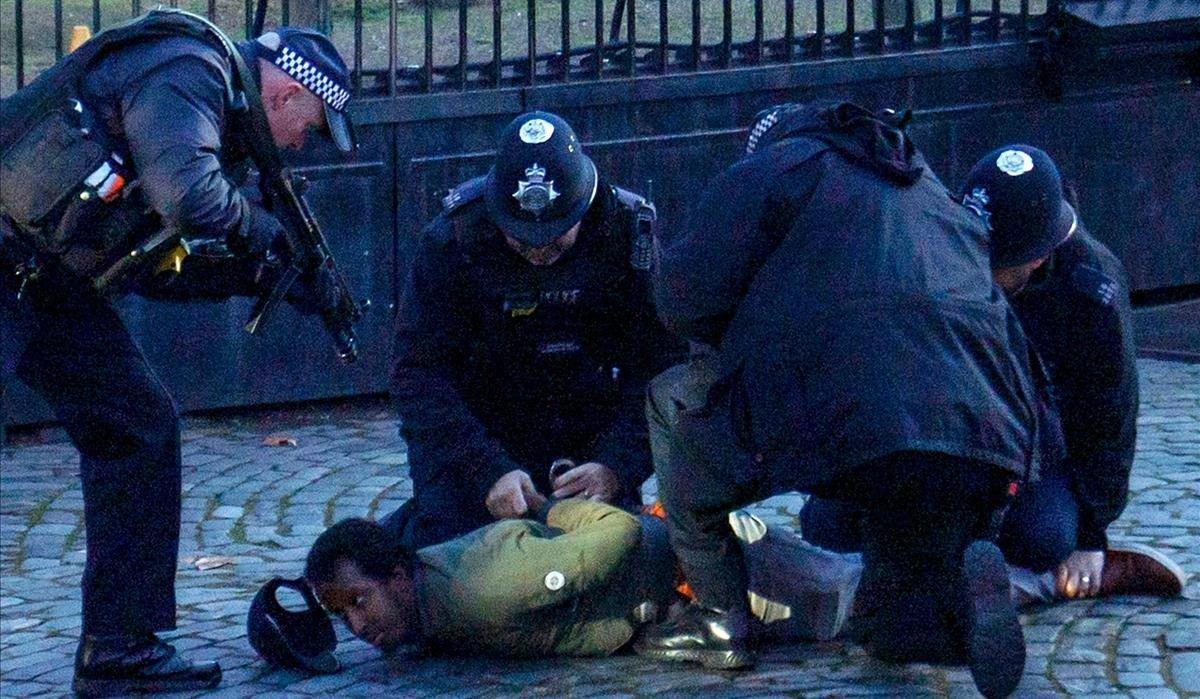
xmin=247 ymin=577 xmax=340 ymax=674
xmin=962 ymin=144 xmax=1076 ymax=268
xmin=251 ymin=28 xmax=355 ymax=153
xmin=484 ymin=111 xmax=598 ymax=247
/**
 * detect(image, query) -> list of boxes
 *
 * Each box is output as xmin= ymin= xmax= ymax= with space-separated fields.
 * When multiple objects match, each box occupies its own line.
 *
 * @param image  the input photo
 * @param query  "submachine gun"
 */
xmin=240 ymin=0 xmax=367 ymax=363
xmin=244 ymin=167 xmax=368 ymax=365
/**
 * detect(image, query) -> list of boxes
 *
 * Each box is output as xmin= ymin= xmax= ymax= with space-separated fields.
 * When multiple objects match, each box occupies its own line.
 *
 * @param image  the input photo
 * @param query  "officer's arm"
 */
xmin=391 ymin=228 xmax=521 ymax=504
xmin=507 ymin=500 xmax=643 ymax=605
xmin=654 ymin=156 xmax=795 ymax=345
xmin=1063 ymin=290 xmax=1139 ymax=551
xmin=120 ymin=55 xmax=279 ymax=255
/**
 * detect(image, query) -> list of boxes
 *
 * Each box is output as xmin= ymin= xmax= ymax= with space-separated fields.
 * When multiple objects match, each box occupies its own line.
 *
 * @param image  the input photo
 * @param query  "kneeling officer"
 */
xmin=1 ymin=9 xmax=361 ymax=696
xmin=389 ymin=111 xmax=678 ymax=549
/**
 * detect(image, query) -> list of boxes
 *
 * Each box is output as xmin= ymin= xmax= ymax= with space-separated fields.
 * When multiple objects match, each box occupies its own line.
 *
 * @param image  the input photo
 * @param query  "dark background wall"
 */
xmin=5 ymin=35 xmax=1198 ymax=425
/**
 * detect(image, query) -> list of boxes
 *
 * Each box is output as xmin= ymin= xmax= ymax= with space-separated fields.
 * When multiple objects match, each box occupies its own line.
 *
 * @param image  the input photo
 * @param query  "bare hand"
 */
xmin=551 ymin=462 xmax=620 ymax=502
xmin=1056 ymin=550 xmax=1105 ymax=599
xmin=486 ymin=470 xmax=542 ymax=520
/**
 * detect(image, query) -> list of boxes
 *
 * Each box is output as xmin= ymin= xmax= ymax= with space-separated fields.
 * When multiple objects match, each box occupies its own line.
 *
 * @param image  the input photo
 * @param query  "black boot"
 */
xmin=73 ymin=633 xmax=222 ymax=698
xmin=633 ymin=604 xmax=756 ymax=670
xmin=961 ymin=540 xmax=1025 ymax=699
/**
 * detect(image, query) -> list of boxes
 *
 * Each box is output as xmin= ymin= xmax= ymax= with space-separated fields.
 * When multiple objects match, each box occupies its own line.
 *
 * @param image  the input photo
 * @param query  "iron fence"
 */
xmin=3 ymin=0 xmax=1054 ymax=97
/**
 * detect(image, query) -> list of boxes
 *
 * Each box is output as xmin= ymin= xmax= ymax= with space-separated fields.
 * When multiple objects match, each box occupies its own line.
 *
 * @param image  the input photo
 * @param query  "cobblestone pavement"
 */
xmin=2 ymin=358 xmax=1198 ymax=698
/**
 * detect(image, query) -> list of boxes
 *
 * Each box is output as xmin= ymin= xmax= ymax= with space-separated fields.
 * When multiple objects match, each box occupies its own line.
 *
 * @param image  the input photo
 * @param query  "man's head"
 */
xmin=305 ymin=518 xmax=418 ymax=650
xmin=250 ymin=28 xmax=354 ymax=153
xmin=484 ymin=111 xmax=598 ymax=256
xmin=961 ymin=145 xmax=1077 ymax=295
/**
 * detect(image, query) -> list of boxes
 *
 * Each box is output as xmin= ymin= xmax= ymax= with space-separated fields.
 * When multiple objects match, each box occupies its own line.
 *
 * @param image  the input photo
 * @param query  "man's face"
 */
xmin=314 ymin=560 xmax=408 ymax=650
xmin=504 ymin=221 xmax=582 ymax=266
xmin=992 ymin=257 xmax=1046 ymax=297
xmin=263 ymin=78 xmax=326 ymax=151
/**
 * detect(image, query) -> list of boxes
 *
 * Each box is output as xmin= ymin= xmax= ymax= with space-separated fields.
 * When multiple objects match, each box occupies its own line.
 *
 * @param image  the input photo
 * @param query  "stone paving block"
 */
xmin=1118 ymin=671 xmax=1167 ymax=688
xmin=1172 ymin=652 xmax=1200 ymax=692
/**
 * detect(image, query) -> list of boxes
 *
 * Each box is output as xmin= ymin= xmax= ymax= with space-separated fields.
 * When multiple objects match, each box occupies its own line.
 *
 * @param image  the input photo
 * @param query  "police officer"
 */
xmin=388 ymin=111 xmax=677 ymax=550
xmin=0 ymin=11 xmax=353 ymax=696
xmin=637 ymin=102 xmax=1041 ymax=699
xmin=964 ymin=145 xmax=1182 ymax=600
xmin=801 ymin=145 xmax=1185 ymax=606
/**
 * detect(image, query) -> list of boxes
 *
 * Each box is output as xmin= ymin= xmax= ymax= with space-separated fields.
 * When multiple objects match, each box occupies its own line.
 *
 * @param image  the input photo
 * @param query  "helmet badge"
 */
xmin=519 ymin=118 xmax=555 ymax=144
xmin=513 ymin=163 xmax=559 ymax=218
xmin=996 ymin=149 xmax=1034 ymax=177
xmin=962 ymin=187 xmax=992 ymax=230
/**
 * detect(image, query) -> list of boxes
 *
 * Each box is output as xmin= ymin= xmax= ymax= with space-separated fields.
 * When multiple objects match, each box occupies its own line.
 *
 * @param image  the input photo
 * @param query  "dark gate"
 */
xmin=3 ymin=0 xmax=1198 ymax=425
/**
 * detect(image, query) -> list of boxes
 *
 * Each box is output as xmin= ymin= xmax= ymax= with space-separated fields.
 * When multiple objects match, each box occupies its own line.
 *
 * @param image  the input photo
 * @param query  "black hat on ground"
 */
xmin=484 ymin=111 xmax=598 ymax=247
xmin=962 ymin=144 xmax=1077 ymax=268
xmin=247 ymin=577 xmax=340 ymax=674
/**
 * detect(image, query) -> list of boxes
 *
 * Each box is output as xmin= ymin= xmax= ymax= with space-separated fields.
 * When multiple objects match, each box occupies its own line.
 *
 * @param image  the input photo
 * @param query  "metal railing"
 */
xmin=2 ymin=0 xmax=1052 ymax=97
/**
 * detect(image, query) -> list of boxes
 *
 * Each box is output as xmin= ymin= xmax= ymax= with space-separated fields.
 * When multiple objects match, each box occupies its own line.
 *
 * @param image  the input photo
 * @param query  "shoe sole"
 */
xmin=963 ymin=540 xmax=1025 ymax=699
xmin=72 ymin=671 xmax=221 ymax=698
xmin=634 ymin=644 xmax=757 ymax=671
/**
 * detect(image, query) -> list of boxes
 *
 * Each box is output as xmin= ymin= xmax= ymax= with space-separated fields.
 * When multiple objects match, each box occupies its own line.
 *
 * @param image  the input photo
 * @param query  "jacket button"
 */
xmin=754 ymin=453 xmax=765 ymax=464
xmin=544 ymin=571 xmax=565 ymax=591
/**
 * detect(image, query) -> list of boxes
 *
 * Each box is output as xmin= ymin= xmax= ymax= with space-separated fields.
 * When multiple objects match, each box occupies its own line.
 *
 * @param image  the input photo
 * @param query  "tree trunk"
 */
xmin=291 ymin=0 xmax=330 ymax=34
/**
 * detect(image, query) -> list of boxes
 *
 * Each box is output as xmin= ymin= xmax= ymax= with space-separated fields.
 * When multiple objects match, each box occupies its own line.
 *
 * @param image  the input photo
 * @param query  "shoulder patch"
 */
xmin=1070 ymin=263 xmax=1119 ymax=307
xmin=441 ymin=175 xmax=488 ymax=215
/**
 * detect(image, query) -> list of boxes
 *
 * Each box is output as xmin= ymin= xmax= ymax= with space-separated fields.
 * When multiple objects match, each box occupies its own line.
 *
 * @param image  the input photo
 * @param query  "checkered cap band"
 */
xmin=745 ymin=110 xmax=781 ymax=155
xmin=274 ymin=46 xmax=350 ymax=112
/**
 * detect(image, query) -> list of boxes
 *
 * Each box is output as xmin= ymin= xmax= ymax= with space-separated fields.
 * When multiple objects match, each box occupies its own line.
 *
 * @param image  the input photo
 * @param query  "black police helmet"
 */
xmin=962 ymin=145 xmax=1077 ymax=268
xmin=484 ymin=111 xmax=598 ymax=247
xmin=247 ymin=577 xmax=340 ymax=674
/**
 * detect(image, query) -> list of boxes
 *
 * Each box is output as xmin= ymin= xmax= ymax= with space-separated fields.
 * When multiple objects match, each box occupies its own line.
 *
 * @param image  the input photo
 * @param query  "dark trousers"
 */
xmin=802 ymin=457 xmax=1077 ymax=573
xmin=647 ymin=360 xmax=1007 ymax=637
xmin=2 ymin=263 xmax=180 ymax=636
xmin=379 ymin=476 xmax=493 ymax=551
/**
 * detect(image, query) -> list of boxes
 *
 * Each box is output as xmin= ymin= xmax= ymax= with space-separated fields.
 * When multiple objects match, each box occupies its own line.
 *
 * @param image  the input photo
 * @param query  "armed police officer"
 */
xmin=1 ymin=10 xmax=357 ymax=696
xmin=388 ymin=111 xmax=677 ymax=550
xmin=637 ymin=102 xmax=1042 ymax=699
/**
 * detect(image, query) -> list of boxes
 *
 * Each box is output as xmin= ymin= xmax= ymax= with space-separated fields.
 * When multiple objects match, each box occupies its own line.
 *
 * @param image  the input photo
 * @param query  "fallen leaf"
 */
xmin=263 ymin=434 xmax=298 ymax=447
xmin=191 ymin=556 xmax=235 ymax=571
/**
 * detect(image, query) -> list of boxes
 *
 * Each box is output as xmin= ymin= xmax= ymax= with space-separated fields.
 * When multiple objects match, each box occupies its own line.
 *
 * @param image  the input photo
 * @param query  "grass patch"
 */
xmin=276 ymin=492 xmax=293 ymax=535
xmin=3 ymin=0 xmax=1047 ymax=95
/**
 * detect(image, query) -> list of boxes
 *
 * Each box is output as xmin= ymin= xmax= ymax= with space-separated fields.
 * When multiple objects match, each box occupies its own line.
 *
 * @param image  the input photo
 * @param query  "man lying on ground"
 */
xmin=298 ymin=498 xmax=1183 ymax=661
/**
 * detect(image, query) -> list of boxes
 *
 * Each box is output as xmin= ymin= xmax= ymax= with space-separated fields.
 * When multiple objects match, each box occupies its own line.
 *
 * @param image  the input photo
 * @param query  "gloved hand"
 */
xmin=229 ymin=206 xmax=286 ymax=258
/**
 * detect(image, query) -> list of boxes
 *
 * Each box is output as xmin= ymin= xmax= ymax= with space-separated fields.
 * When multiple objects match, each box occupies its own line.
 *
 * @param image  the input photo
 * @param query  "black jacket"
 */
xmin=656 ymin=102 xmax=1041 ymax=488
xmin=59 ymin=35 xmax=277 ymax=277
xmin=392 ymin=180 xmax=678 ymax=508
xmin=1010 ymin=227 xmax=1139 ymax=549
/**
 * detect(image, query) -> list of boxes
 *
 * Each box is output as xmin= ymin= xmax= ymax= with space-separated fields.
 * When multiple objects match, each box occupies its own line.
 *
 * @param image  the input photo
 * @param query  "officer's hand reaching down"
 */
xmin=486 ymin=470 xmax=544 ymax=519
xmin=551 ymin=462 xmax=619 ymax=502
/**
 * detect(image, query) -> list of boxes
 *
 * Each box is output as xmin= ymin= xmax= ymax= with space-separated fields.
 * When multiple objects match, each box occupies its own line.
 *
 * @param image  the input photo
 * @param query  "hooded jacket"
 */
xmin=656 ymin=102 xmax=1041 ymax=487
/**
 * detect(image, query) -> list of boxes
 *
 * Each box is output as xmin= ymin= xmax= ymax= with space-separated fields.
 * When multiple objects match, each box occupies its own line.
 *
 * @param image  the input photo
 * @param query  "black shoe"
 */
xmin=73 ymin=633 xmax=222 ymax=698
xmin=962 ymin=541 xmax=1025 ymax=698
xmin=633 ymin=605 xmax=756 ymax=670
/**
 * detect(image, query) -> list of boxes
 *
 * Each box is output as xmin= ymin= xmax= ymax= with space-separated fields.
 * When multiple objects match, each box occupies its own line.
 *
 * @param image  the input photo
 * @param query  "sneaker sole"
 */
xmin=72 ymin=671 xmax=221 ymax=698
xmin=963 ymin=540 xmax=1025 ymax=698
xmin=634 ymin=644 xmax=757 ymax=670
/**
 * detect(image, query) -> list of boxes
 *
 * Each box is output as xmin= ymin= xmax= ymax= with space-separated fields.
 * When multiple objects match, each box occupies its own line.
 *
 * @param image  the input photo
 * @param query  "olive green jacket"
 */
xmin=414 ymin=499 xmax=655 ymax=657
